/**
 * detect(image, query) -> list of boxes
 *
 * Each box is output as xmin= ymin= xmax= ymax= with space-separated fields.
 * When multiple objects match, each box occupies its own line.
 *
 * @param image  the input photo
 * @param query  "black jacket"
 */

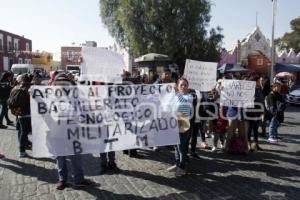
xmin=265 ymin=91 xmax=286 ymax=120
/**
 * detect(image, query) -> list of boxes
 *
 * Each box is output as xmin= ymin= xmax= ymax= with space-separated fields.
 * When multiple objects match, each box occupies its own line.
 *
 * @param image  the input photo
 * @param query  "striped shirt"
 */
xmin=175 ymin=92 xmax=193 ymax=119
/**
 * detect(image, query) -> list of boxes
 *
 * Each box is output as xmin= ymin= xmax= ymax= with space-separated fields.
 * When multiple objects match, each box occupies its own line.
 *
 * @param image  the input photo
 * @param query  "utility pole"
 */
xmin=270 ymin=0 xmax=277 ymax=83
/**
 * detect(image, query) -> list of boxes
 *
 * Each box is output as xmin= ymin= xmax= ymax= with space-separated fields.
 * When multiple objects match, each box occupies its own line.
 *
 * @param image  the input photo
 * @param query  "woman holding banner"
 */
xmin=167 ymin=77 xmax=193 ymax=176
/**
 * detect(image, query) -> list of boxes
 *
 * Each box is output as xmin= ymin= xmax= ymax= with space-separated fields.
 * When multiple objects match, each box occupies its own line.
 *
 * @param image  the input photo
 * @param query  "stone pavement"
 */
xmin=0 ymin=106 xmax=300 ymax=200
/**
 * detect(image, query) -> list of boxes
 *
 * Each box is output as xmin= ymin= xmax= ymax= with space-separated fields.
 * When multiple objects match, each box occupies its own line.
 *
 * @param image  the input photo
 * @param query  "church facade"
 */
xmin=219 ymin=26 xmax=300 ymax=75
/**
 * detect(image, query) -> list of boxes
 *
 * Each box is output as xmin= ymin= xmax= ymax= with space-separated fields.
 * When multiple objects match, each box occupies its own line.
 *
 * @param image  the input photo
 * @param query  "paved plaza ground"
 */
xmin=0 ymin=106 xmax=300 ymax=200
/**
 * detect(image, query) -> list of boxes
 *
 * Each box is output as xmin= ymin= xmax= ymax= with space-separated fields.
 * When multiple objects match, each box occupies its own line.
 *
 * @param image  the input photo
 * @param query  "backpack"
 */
xmin=7 ymin=88 xmax=28 ymax=116
xmin=0 ymin=82 xmax=11 ymax=100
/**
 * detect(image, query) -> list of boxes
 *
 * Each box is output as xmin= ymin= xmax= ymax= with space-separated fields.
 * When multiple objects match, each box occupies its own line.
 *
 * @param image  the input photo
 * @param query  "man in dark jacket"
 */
xmin=154 ymin=68 xmax=173 ymax=84
xmin=0 ymin=71 xmax=14 ymax=128
xmin=265 ymin=80 xmax=286 ymax=142
xmin=9 ymin=74 xmax=32 ymax=157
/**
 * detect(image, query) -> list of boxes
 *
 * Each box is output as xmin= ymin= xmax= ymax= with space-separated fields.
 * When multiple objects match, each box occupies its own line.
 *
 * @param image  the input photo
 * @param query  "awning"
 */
xmin=134 ymin=53 xmax=171 ymax=62
xmin=218 ymin=64 xmax=248 ymax=73
xmin=275 ymin=63 xmax=300 ymax=72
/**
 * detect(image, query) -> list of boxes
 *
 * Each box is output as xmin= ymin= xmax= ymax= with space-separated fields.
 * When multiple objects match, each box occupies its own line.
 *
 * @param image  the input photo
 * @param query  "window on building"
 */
xmin=8 ymin=41 xmax=13 ymax=51
xmin=67 ymin=51 xmax=74 ymax=61
xmin=26 ymin=43 xmax=29 ymax=51
xmin=13 ymin=39 xmax=19 ymax=51
xmin=18 ymin=58 xmax=23 ymax=64
xmin=0 ymin=38 xmax=2 ymax=50
xmin=257 ymin=59 xmax=263 ymax=65
xmin=24 ymin=59 xmax=31 ymax=64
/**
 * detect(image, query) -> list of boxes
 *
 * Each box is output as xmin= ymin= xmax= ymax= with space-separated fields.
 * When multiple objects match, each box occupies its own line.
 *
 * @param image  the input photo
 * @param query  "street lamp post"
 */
xmin=270 ymin=0 xmax=277 ymax=83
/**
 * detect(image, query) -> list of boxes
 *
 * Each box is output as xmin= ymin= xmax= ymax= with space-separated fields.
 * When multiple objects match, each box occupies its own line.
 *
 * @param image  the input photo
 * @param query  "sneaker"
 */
xmin=0 ymin=124 xmax=8 ymax=129
xmin=25 ymin=145 xmax=32 ymax=150
xmin=74 ymin=179 xmax=95 ymax=187
xmin=99 ymin=165 xmax=107 ymax=175
xmin=153 ymin=146 xmax=160 ymax=152
xmin=19 ymin=152 xmax=29 ymax=158
xmin=256 ymin=145 xmax=263 ymax=151
xmin=167 ymin=165 xmax=177 ymax=172
xmin=190 ymin=153 xmax=201 ymax=159
xmin=268 ymin=138 xmax=278 ymax=143
xmin=7 ymin=121 xmax=14 ymax=126
xmin=248 ymin=143 xmax=252 ymax=151
xmin=56 ymin=181 xmax=66 ymax=190
xmin=250 ymin=143 xmax=257 ymax=151
xmin=220 ymin=144 xmax=225 ymax=150
xmin=175 ymin=167 xmax=186 ymax=176
xmin=200 ymin=142 xmax=209 ymax=149
xmin=107 ymin=163 xmax=121 ymax=173
xmin=211 ymin=146 xmax=217 ymax=152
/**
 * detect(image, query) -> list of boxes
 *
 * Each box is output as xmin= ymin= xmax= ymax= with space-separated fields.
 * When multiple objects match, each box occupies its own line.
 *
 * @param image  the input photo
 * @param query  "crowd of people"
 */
xmin=0 ymin=67 xmax=289 ymax=189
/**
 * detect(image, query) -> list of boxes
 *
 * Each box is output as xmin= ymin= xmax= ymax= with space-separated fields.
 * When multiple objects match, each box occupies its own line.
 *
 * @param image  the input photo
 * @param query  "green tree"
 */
xmin=275 ymin=16 xmax=300 ymax=53
xmin=99 ymin=0 xmax=223 ymax=71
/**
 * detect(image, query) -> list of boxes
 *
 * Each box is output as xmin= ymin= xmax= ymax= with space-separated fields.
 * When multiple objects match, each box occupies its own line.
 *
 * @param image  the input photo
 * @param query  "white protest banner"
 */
xmin=220 ymin=80 xmax=256 ymax=108
xmin=184 ymin=59 xmax=217 ymax=91
xmin=30 ymin=84 xmax=179 ymax=157
xmin=80 ymin=47 xmax=123 ymax=83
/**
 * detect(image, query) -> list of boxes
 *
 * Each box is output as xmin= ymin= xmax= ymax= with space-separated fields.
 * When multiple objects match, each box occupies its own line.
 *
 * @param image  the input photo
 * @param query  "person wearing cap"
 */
xmin=265 ymin=80 xmax=286 ymax=142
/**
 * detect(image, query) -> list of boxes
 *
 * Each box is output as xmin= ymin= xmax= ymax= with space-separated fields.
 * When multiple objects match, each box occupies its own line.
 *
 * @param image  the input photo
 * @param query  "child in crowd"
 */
xmin=211 ymin=107 xmax=227 ymax=152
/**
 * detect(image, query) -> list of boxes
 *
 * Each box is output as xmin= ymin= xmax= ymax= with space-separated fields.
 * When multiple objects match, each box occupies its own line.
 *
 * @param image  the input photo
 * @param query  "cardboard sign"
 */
xmin=220 ymin=80 xmax=255 ymax=108
xmin=184 ymin=59 xmax=217 ymax=91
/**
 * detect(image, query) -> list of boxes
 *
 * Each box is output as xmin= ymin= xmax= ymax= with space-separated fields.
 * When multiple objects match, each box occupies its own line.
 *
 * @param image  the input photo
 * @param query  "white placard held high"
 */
xmin=184 ymin=59 xmax=217 ymax=91
xmin=220 ymin=80 xmax=256 ymax=108
xmin=80 ymin=47 xmax=123 ymax=83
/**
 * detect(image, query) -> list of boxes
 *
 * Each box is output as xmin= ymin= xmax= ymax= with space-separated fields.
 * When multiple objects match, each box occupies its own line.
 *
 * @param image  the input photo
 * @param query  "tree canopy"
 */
xmin=275 ymin=16 xmax=300 ymax=53
xmin=99 ymin=0 xmax=223 ymax=70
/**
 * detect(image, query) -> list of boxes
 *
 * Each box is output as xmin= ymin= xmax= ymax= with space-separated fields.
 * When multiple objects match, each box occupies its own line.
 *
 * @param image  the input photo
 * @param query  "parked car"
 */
xmin=286 ymin=87 xmax=300 ymax=105
xmin=11 ymin=64 xmax=46 ymax=78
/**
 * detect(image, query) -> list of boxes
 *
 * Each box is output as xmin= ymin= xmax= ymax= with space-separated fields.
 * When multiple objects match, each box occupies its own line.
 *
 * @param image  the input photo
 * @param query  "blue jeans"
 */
xmin=175 ymin=131 xmax=190 ymax=169
xmin=56 ymin=155 xmax=84 ymax=183
xmin=17 ymin=116 xmax=31 ymax=153
xmin=269 ymin=117 xmax=279 ymax=139
xmin=100 ymin=152 xmax=115 ymax=167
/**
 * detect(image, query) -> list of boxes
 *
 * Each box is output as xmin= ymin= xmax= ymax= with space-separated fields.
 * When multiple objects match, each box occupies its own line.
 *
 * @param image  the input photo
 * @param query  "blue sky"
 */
xmin=0 ymin=0 xmax=299 ymax=60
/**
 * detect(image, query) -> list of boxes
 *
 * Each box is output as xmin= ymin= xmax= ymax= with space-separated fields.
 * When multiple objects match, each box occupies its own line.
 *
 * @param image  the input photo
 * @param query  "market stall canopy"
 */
xmin=275 ymin=63 xmax=300 ymax=72
xmin=134 ymin=53 xmax=171 ymax=62
xmin=218 ymin=64 xmax=248 ymax=73
xmin=275 ymin=72 xmax=295 ymax=78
